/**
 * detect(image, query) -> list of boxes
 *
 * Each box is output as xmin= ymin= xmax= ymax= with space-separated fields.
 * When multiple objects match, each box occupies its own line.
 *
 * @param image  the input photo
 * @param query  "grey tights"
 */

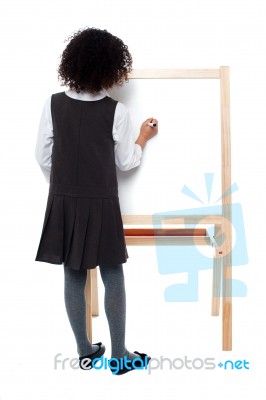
xmin=63 ymin=264 xmax=137 ymax=359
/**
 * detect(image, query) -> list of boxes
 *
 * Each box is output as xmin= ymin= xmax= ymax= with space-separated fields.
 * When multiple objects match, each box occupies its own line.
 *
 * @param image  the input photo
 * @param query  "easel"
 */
xmin=85 ymin=67 xmax=232 ymax=351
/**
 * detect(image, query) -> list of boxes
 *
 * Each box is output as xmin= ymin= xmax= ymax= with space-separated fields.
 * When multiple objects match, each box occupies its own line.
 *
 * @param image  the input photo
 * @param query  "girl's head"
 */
xmin=58 ymin=27 xmax=132 ymax=94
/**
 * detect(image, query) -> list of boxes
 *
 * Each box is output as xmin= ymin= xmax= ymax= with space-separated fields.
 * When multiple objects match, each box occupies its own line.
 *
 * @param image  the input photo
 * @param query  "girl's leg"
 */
xmin=63 ymin=266 xmax=99 ymax=357
xmin=99 ymin=263 xmax=140 ymax=360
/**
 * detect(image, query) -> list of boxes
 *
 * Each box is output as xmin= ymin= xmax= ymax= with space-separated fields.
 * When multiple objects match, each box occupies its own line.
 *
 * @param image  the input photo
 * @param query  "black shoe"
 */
xmin=109 ymin=352 xmax=151 ymax=375
xmin=79 ymin=342 xmax=106 ymax=370
xmin=133 ymin=351 xmax=151 ymax=363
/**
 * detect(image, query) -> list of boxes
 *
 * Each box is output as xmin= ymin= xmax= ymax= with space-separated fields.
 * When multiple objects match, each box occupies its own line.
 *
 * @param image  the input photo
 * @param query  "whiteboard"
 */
xmin=109 ymin=77 xmax=221 ymax=215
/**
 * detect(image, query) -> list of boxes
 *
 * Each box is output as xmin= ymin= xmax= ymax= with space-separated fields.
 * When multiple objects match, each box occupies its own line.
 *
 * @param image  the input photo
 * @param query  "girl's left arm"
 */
xmin=34 ymin=96 xmax=54 ymax=183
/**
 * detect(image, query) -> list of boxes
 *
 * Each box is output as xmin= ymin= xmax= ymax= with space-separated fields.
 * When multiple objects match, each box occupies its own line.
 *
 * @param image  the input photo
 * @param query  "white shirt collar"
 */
xmin=65 ymin=88 xmax=109 ymax=101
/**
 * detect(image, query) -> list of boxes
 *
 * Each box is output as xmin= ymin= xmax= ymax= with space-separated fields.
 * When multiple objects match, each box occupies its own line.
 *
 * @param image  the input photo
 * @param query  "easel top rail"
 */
xmin=129 ymin=68 xmax=223 ymax=79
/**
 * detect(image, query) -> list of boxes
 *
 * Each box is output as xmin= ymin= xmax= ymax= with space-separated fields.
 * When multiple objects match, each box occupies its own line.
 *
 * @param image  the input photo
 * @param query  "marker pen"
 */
xmin=147 ymin=122 xmax=157 ymax=128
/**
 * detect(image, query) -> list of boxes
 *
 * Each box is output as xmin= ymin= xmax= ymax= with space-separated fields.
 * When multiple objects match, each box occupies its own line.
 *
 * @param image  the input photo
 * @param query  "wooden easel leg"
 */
xmin=211 ymin=224 xmax=222 ymax=316
xmin=220 ymin=66 xmax=232 ymax=350
xmin=211 ymin=254 xmax=222 ymax=316
xmin=85 ymin=270 xmax=92 ymax=342
xmin=222 ymin=252 xmax=232 ymax=351
xmin=91 ymin=267 xmax=99 ymax=317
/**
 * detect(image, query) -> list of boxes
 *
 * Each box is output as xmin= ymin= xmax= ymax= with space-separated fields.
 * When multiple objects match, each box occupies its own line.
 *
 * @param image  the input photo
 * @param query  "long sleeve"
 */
xmin=34 ymin=96 xmax=54 ymax=183
xmin=113 ymin=102 xmax=143 ymax=171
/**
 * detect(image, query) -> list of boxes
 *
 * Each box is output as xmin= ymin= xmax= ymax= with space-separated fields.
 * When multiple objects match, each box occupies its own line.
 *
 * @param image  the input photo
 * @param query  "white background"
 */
xmin=0 ymin=0 xmax=265 ymax=399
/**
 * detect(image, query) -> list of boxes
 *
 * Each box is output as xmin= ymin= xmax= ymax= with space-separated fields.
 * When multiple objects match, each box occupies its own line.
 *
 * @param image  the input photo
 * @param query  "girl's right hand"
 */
xmin=135 ymin=118 xmax=158 ymax=149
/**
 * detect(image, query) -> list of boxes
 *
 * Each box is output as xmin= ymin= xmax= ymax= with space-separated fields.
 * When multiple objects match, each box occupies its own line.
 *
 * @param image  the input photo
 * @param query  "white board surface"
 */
xmin=109 ymin=78 xmax=221 ymax=215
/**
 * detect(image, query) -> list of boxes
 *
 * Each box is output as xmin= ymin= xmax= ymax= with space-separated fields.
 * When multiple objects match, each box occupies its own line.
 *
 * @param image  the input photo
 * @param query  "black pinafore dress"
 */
xmin=35 ymin=92 xmax=128 ymax=270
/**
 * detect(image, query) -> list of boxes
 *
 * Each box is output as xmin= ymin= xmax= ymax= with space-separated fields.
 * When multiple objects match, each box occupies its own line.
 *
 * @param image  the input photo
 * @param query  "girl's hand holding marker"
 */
xmin=135 ymin=118 xmax=158 ymax=149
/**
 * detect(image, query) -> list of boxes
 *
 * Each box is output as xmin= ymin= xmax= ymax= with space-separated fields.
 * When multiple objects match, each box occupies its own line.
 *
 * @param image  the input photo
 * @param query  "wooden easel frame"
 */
xmin=86 ymin=67 xmax=232 ymax=351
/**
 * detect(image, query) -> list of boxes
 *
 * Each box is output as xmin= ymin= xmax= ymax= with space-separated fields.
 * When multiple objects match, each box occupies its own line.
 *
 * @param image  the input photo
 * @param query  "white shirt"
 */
xmin=35 ymin=89 xmax=143 ymax=183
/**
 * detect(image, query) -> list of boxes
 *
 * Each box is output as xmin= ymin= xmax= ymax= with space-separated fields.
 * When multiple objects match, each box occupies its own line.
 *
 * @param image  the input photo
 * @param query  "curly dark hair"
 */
xmin=57 ymin=27 xmax=133 ymax=93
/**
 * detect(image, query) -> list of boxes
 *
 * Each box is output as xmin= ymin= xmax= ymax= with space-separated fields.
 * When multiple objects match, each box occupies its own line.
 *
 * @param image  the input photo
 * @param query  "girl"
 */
xmin=34 ymin=27 xmax=158 ymax=375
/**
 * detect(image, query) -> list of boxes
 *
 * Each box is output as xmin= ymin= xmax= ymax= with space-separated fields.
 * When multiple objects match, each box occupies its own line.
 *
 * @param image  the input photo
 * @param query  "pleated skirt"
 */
xmin=35 ymin=192 xmax=129 ymax=270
